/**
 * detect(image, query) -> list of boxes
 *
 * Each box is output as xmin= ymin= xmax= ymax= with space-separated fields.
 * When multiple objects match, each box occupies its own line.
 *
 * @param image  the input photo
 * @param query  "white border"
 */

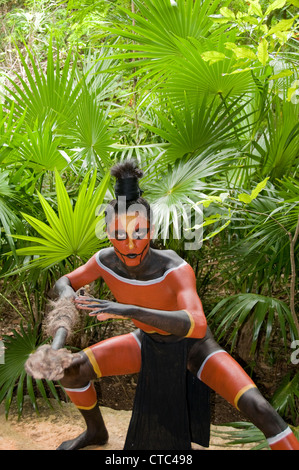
xmin=196 ymin=349 xmax=227 ymax=380
xmin=130 ymin=330 xmax=142 ymax=349
xmin=95 ymin=250 xmax=187 ymax=286
xmin=64 ymin=382 xmax=91 ymax=393
xmin=267 ymin=427 xmax=292 ymax=445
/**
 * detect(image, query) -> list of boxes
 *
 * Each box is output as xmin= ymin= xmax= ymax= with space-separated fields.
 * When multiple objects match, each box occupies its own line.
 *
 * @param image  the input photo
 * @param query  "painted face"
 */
xmin=107 ymin=213 xmax=151 ymax=267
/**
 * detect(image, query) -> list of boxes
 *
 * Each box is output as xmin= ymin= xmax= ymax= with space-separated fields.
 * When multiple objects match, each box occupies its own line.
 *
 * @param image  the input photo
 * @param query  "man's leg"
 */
xmin=57 ymin=331 xmax=142 ymax=450
xmin=188 ymin=328 xmax=299 ymax=450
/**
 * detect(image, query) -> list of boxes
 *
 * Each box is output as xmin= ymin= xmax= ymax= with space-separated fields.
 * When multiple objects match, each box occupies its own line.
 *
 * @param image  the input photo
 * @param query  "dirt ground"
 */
xmin=0 ymin=398 xmax=254 ymax=451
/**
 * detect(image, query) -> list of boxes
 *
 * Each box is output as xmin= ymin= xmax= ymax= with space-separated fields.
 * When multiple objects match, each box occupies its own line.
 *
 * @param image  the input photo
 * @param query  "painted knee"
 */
xmin=237 ymin=387 xmax=287 ymax=438
xmin=60 ymin=351 xmax=96 ymax=389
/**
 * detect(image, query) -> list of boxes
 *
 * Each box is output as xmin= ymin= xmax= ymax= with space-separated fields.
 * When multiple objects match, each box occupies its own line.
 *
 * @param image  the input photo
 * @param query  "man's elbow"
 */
xmin=54 ymin=276 xmax=75 ymax=299
xmin=185 ymin=312 xmax=207 ymax=339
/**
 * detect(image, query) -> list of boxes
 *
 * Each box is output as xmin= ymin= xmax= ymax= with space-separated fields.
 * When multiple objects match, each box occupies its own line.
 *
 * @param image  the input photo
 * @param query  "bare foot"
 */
xmin=57 ymin=428 xmax=109 ymax=450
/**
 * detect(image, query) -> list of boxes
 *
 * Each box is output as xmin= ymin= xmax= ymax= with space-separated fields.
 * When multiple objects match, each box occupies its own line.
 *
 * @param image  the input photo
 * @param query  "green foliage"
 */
xmin=271 ymin=371 xmax=299 ymax=424
xmin=12 ymin=169 xmax=110 ymax=271
xmin=143 ymin=94 xmax=253 ymax=162
xmin=208 ymin=293 xmax=298 ymax=353
xmin=211 ymin=421 xmax=269 ymax=449
xmin=0 ymin=322 xmax=63 ymax=418
xmin=0 ymin=0 xmax=298 ymax=428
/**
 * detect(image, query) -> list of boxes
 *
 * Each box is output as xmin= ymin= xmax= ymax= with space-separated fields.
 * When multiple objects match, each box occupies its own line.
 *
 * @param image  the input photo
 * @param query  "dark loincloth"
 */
xmin=124 ymin=332 xmax=210 ymax=450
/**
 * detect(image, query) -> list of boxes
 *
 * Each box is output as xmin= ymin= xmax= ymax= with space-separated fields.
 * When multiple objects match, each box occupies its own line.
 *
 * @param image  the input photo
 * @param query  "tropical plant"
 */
xmin=142 ymin=94 xmax=254 ymax=163
xmin=208 ymin=293 xmax=297 ymax=354
xmin=195 ymin=179 xmax=299 ymax=348
xmin=104 ymin=0 xmax=237 ymax=80
xmin=0 ymin=0 xmax=298 ymax=431
xmin=2 ymin=39 xmax=82 ymax=128
xmin=212 ymin=420 xmax=299 ymax=450
xmin=271 ymin=371 xmax=299 ymax=424
xmin=144 ymin=153 xmax=233 ymax=243
xmin=211 ymin=421 xmax=268 ymax=450
xmin=0 ymin=322 xmax=64 ymax=418
xmin=10 ymin=169 xmax=110 ymax=273
xmin=1 ymin=39 xmax=118 ymax=179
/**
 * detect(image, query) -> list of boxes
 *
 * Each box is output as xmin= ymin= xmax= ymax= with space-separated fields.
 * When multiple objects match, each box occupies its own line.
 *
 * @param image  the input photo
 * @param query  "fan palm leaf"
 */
xmin=143 ymin=94 xmax=253 ymax=162
xmin=11 ymin=170 xmax=110 ymax=271
xmin=145 ymin=154 xmax=231 ymax=243
xmin=64 ymin=89 xmax=114 ymax=173
xmin=0 ymin=323 xmax=63 ymax=418
xmin=165 ymin=36 xmax=256 ymax=105
xmin=230 ymin=190 xmax=299 ymax=287
xmin=208 ymin=293 xmax=298 ymax=355
xmin=103 ymin=0 xmax=228 ymax=80
xmin=254 ymin=101 xmax=299 ymax=179
xmin=3 ymin=38 xmax=83 ymax=129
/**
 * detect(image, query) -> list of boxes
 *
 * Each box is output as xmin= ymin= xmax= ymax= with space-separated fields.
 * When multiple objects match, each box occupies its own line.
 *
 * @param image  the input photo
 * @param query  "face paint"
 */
xmin=107 ymin=213 xmax=151 ymax=267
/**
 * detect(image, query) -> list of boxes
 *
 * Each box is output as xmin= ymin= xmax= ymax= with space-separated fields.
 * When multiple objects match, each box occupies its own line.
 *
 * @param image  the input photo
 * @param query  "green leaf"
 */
xmin=269 ymin=70 xmax=294 ymax=80
xmin=196 ymin=196 xmax=223 ymax=208
xmin=201 ymin=51 xmax=227 ymax=65
xmin=247 ymin=0 xmax=263 ymax=17
xmin=232 ymin=47 xmax=257 ymax=60
xmin=13 ymin=171 xmax=110 ymax=270
xmin=209 ymin=16 xmax=230 ymax=24
xmin=265 ymin=0 xmax=286 ymax=15
xmin=287 ymin=84 xmax=298 ymax=102
xmin=238 ymin=178 xmax=270 ymax=204
xmin=225 ymin=42 xmax=238 ymax=51
xmin=208 ymin=294 xmax=297 ymax=354
xmin=257 ymin=38 xmax=269 ymax=66
xmin=238 ymin=193 xmax=253 ymax=203
xmin=201 ymin=219 xmax=231 ymax=241
xmin=268 ymin=18 xmax=297 ymax=35
xmin=251 ymin=178 xmax=270 ymax=199
xmin=220 ymin=7 xmax=235 ymax=19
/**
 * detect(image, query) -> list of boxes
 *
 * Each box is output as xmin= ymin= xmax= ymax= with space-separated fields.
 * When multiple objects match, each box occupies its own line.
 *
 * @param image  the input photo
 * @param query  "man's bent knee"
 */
xmin=60 ymin=351 xmax=97 ymax=389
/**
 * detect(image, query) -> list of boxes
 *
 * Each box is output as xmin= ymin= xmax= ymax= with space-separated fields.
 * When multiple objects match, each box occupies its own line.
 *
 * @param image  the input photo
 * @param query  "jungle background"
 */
xmin=0 ymin=0 xmax=298 ymax=450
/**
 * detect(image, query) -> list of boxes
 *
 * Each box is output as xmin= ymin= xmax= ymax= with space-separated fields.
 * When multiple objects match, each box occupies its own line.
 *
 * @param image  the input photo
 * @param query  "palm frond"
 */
xmin=143 ymin=94 xmax=254 ymax=162
xmin=165 ymin=36 xmax=256 ymax=105
xmin=211 ymin=422 xmax=268 ymax=450
xmin=208 ymin=293 xmax=298 ymax=355
xmin=255 ymin=100 xmax=299 ymax=179
xmin=3 ymin=38 xmax=83 ymax=129
xmin=64 ymin=89 xmax=114 ymax=174
xmin=145 ymin=154 xmax=231 ymax=243
xmin=15 ymin=122 xmax=68 ymax=173
xmin=271 ymin=372 xmax=299 ymax=424
xmin=0 ymin=323 xmax=63 ymax=418
xmin=11 ymin=170 xmax=110 ymax=271
xmin=101 ymin=0 xmax=230 ymax=84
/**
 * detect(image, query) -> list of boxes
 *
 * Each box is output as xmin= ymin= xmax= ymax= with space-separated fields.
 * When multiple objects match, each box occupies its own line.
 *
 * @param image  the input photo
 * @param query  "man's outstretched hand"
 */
xmin=75 ymin=296 xmax=129 ymax=321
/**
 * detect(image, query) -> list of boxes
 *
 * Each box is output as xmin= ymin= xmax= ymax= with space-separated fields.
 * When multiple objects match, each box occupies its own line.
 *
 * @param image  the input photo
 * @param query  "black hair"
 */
xmin=105 ymin=160 xmax=153 ymax=226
